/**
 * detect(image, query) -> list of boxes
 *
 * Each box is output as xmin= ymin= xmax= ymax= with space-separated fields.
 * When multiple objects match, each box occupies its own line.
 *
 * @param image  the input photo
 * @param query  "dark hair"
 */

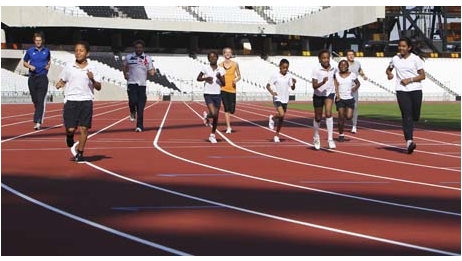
xmin=318 ymin=49 xmax=330 ymax=59
xmin=75 ymin=40 xmax=90 ymax=52
xmin=133 ymin=39 xmax=145 ymax=47
xmin=33 ymin=32 xmax=45 ymax=42
xmin=338 ymin=59 xmax=349 ymax=67
xmin=399 ymin=37 xmax=425 ymax=60
xmin=345 ymin=49 xmax=355 ymax=55
xmin=207 ymin=51 xmax=218 ymax=59
xmin=279 ymin=58 xmax=289 ymax=66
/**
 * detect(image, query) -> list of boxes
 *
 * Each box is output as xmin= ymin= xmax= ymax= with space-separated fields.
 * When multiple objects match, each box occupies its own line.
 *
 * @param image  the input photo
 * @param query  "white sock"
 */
xmin=407 ymin=140 xmax=413 ymax=147
xmin=326 ymin=117 xmax=333 ymax=141
xmin=313 ymin=120 xmax=320 ymax=138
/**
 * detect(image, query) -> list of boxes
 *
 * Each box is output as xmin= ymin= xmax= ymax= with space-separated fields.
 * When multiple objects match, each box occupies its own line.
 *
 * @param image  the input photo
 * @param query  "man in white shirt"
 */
xmin=123 ymin=39 xmax=155 ymax=132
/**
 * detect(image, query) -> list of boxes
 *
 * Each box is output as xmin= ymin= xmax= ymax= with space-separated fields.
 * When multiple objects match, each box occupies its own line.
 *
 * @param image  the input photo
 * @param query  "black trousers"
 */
xmin=127 ymin=84 xmax=147 ymax=129
xmin=28 ymin=74 xmax=49 ymax=124
xmin=396 ymin=90 xmax=422 ymax=141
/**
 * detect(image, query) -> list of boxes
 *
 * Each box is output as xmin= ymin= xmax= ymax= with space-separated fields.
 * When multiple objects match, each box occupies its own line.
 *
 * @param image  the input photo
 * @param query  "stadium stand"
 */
xmin=114 ymin=6 xmax=148 ymax=20
xmin=191 ymin=6 xmax=268 ymax=24
xmin=48 ymin=6 xmax=89 ymax=17
xmin=144 ymin=6 xmax=197 ymax=22
xmin=262 ymin=6 xmax=324 ymax=23
xmin=79 ymin=6 xmax=118 ymax=18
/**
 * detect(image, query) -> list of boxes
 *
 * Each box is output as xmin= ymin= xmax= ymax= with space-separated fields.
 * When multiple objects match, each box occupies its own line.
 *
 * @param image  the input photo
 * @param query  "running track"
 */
xmin=1 ymin=101 xmax=460 ymax=255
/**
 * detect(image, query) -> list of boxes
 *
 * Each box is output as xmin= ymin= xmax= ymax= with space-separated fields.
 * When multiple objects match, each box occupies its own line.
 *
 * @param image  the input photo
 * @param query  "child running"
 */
xmin=267 ymin=59 xmax=296 ymax=142
xmin=386 ymin=37 xmax=426 ymax=154
xmin=56 ymin=41 xmax=102 ymax=162
xmin=311 ymin=50 xmax=337 ymax=150
xmin=334 ymin=59 xmax=360 ymax=142
xmin=197 ymin=51 xmax=226 ymax=143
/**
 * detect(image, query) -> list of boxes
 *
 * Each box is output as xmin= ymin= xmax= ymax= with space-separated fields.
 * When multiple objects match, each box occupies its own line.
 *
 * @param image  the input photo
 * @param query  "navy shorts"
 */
xmin=335 ymin=98 xmax=355 ymax=110
xmin=63 ymin=100 xmax=93 ymax=128
xmin=313 ymin=93 xmax=335 ymax=108
xmin=273 ymin=101 xmax=288 ymax=112
xmin=204 ymin=94 xmax=221 ymax=109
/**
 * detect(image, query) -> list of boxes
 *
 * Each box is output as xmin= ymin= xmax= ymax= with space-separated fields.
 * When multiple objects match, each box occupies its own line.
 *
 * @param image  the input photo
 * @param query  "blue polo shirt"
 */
xmin=23 ymin=46 xmax=51 ymax=76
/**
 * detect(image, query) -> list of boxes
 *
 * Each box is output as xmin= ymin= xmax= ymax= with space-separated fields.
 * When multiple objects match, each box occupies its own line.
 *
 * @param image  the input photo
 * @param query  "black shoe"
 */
xmin=407 ymin=142 xmax=417 ymax=154
xmin=66 ymin=136 xmax=74 ymax=147
xmin=338 ymin=135 xmax=345 ymax=142
xmin=75 ymin=153 xmax=84 ymax=163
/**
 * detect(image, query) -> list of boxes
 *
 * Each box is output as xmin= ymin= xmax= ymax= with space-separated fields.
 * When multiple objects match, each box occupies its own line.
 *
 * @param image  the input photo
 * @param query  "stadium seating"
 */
xmin=263 ymin=6 xmax=323 ymax=23
xmin=144 ymin=6 xmax=196 ymax=22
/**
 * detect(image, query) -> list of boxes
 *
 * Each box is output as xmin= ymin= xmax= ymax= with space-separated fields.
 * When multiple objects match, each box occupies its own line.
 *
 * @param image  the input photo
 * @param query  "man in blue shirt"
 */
xmin=23 ymin=32 xmax=51 ymax=130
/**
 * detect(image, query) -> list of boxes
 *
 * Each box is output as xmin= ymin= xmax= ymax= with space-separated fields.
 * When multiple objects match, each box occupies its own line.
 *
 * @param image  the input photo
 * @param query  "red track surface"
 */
xmin=1 ymin=101 xmax=460 ymax=255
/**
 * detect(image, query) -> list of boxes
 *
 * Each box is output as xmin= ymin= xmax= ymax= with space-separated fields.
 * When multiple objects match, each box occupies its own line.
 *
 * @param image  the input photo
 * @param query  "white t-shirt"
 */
xmin=124 ymin=52 xmax=154 ymax=86
xmin=335 ymin=71 xmax=357 ymax=100
xmin=268 ymin=71 xmax=294 ymax=103
xmin=389 ymin=53 xmax=424 ymax=92
xmin=311 ymin=62 xmax=337 ymax=97
xmin=59 ymin=62 xmax=101 ymax=101
xmin=201 ymin=65 xmax=225 ymax=95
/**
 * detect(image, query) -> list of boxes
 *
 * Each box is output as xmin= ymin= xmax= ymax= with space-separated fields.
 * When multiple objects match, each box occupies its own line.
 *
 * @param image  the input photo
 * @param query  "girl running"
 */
xmin=267 ymin=59 xmax=296 ymax=142
xmin=311 ymin=50 xmax=337 ymax=150
xmin=334 ymin=60 xmax=360 ymax=142
xmin=386 ymin=37 xmax=426 ymax=154
xmin=197 ymin=51 xmax=226 ymax=143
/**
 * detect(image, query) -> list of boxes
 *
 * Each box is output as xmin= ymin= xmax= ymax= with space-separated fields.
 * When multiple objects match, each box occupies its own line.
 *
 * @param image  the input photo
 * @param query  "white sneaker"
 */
xmin=226 ymin=127 xmax=232 ymax=134
xmin=135 ymin=127 xmax=143 ymax=132
xmin=268 ymin=115 xmax=275 ymax=130
xmin=34 ymin=123 xmax=41 ymax=130
xmin=313 ymin=136 xmax=321 ymax=150
xmin=203 ymin=111 xmax=209 ymax=126
xmin=70 ymin=141 xmax=79 ymax=157
xmin=273 ymin=136 xmax=280 ymax=143
xmin=328 ymin=139 xmax=336 ymax=149
xmin=209 ymin=133 xmax=217 ymax=143
xmin=351 ymin=126 xmax=357 ymax=134
xmin=129 ymin=112 xmax=136 ymax=122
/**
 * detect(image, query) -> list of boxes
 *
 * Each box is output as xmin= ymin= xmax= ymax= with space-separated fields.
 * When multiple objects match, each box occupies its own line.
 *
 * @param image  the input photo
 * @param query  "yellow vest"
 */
xmin=220 ymin=60 xmax=237 ymax=93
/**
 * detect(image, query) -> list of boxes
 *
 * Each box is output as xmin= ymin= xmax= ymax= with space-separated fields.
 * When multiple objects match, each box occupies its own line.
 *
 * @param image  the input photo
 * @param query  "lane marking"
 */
xmin=300 ymin=181 xmax=390 ymax=184
xmin=232 ymin=104 xmax=461 ymax=164
xmin=157 ymin=173 xmax=235 ymax=177
xmin=242 ymin=102 xmax=462 ymax=138
xmin=185 ymin=102 xmax=461 ymax=188
xmin=240 ymin=102 xmax=462 ymax=148
xmin=1 ymin=183 xmax=192 ymax=256
xmin=111 ymin=205 xmax=223 ymax=211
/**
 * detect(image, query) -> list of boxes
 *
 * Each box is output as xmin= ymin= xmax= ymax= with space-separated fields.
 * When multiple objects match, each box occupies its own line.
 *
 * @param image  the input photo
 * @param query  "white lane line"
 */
xmin=0 ymin=101 xmax=119 ymax=119
xmin=1 ymin=103 xmax=129 ymax=143
xmin=4 ymin=101 xmax=458 ymax=255
xmin=167 ymin=102 xmax=461 ymax=212
xmin=1 ymin=183 xmax=191 ymax=256
xmin=235 ymin=104 xmax=461 ymax=161
xmin=151 ymin=101 xmax=460 ymax=255
xmin=240 ymin=102 xmax=462 ymax=146
xmin=1 ymin=102 xmax=126 ymax=128
xmin=242 ymin=102 xmax=461 ymax=138
xmin=187 ymin=102 xmax=461 ymax=187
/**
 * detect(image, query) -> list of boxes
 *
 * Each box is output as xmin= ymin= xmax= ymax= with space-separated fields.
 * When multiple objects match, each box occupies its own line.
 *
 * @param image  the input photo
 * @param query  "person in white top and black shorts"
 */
xmin=197 ymin=51 xmax=226 ymax=144
xmin=311 ymin=50 xmax=338 ymax=150
xmin=266 ymin=59 xmax=296 ymax=143
xmin=56 ymin=41 xmax=102 ymax=162
xmin=334 ymin=60 xmax=361 ymax=142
